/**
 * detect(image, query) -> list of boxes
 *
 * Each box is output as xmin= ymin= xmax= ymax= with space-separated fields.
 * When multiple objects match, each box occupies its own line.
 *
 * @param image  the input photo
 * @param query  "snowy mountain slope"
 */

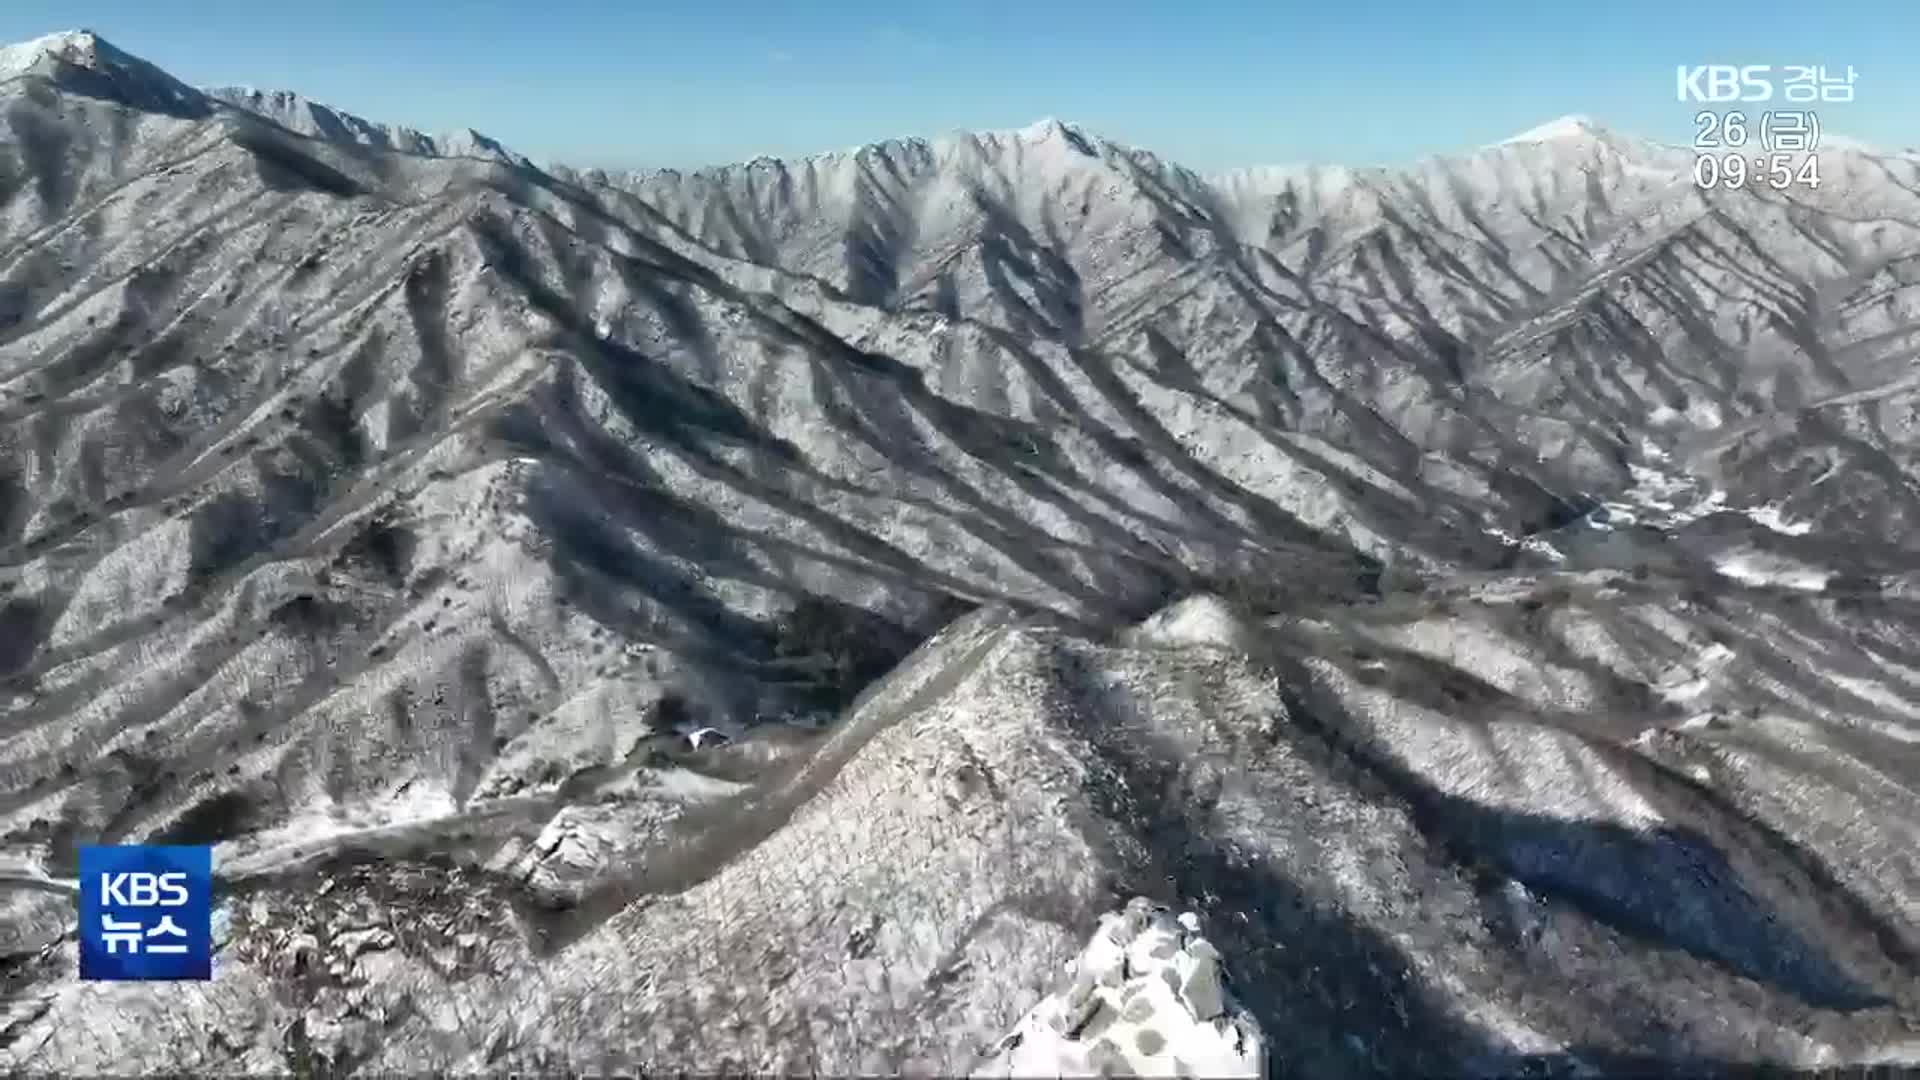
xmin=1 ymin=28 xmax=1919 ymax=1075
xmin=0 ymin=29 xmax=204 ymax=117
xmin=11 ymin=594 xmax=1920 ymax=1074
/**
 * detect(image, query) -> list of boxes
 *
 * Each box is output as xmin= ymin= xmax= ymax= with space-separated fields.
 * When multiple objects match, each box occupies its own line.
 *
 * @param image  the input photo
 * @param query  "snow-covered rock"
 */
xmin=977 ymin=899 xmax=1263 ymax=1078
xmin=1130 ymin=594 xmax=1254 ymax=651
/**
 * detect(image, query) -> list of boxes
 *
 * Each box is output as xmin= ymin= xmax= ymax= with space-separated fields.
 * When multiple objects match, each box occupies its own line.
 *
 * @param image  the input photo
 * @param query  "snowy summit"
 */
xmin=0 ymin=27 xmax=205 ymax=114
xmin=1498 ymin=114 xmax=1604 ymax=145
xmin=0 ymin=29 xmax=112 ymax=78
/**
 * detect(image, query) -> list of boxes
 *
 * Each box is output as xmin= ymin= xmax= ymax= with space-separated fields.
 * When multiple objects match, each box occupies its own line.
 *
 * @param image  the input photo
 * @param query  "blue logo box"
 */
xmin=78 ymin=845 xmax=212 ymax=981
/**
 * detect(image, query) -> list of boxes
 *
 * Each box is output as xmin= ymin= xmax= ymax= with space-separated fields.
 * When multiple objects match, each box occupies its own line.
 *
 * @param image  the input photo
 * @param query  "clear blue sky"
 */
xmin=3 ymin=1 xmax=1913 ymax=171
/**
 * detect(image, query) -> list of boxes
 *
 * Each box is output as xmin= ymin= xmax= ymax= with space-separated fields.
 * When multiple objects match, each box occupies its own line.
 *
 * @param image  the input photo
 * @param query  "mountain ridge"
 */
xmin=0 ymin=29 xmax=1812 ymax=181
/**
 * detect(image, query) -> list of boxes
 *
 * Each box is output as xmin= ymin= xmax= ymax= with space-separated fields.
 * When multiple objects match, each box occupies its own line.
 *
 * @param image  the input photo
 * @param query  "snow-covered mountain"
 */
xmin=3 ymin=28 xmax=1920 ymax=1075
xmin=204 ymin=86 xmax=529 ymax=166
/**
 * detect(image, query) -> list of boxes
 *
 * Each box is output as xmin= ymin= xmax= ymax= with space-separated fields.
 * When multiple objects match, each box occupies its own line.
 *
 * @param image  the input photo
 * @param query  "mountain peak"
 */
xmin=0 ymin=28 xmax=112 ymax=78
xmin=1499 ymin=114 xmax=1604 ymax=145
xmin=1017 ymin=116 xmax=1078 ymax=139
xmin=0 ymin=27 xmax=206 ymax=117
xmin=1002 ymin=116 xmax=1104 ymax=159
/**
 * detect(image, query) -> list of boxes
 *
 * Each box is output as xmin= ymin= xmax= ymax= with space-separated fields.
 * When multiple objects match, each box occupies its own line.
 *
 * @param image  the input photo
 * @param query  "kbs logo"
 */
xmin=1677 ymin=66 xmax=1774 ymax=103
xmin=1679 ymin=65 xmax=1858 ymax=104
xmin=99 ymin=872 xmax=190 ymax=906
xmin=78 ymin=845 xmax=212 ymax=981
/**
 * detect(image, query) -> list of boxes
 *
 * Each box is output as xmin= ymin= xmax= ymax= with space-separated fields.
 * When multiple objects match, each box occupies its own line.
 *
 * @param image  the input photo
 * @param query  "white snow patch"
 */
xmin=1587 ymin=452 xmax=1821 ymax=540
xmin=1659 ymin=677 xmax=1711 ymax=704
xmin=1746 ymin=503 xmax=1814 ymax=536
xmin=1520 ymin=536 xmax=1567 ymax=562
xmin=1482 ymin=526 xmax=1567 ymax=561
xmin=1601 ymin=461 xmax=1727 ymax=529
xmin=1133 ymin=595 xmax=1251 ymax=651
xmin=684 ymin=727 xmax=730 ymax=750
xmin=1685 ymin=398 xmax=1724 ymax=429
xmin=1713 ymin=553 xmax=1831 ymax=592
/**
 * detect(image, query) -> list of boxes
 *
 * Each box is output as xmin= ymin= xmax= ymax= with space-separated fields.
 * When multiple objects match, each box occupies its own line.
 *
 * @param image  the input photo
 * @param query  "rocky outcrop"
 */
xmin=978 ymin=899 xmax=1263 ymax=1077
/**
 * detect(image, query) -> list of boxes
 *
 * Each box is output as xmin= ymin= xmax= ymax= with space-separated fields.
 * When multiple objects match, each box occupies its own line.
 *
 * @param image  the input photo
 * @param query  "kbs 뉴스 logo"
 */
xmin=77 ymin=845 xmax=213 ymax=981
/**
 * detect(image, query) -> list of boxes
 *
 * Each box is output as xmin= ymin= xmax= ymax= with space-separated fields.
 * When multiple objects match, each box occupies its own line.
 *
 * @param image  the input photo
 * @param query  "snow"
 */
xmin=1479 ymin=528 xmax=1570 ymax=563
xmin=207 ymin=85 xmax=528 ymax=165
xmin=0 ymin=29 xmax=98 ymax=78
xmin=0 ymin=851 xmax=76 ymax=893
xmin=1017 ymin=116 xmax=1080 ymax=142
xmin=977 ymin=899 xmax=1262 ymax=1078
xmin=1498 ymin=115 xmax=1601 ymax=145
xmin=1713 ymin=552 xmax=1831 ymax=592
xmin=1521 ymin=536 xmax=1567 ymax=563
xmin=215 ymin=783 xmax=463 ymax=878
xmin=1825 ymin=673 xmax=1920 ymax=721
xmin=1747 ymin=503 xmax=1814 ymax=536
xmin=1654 ymin=643 xmax=1735 ymax=705
xmin=684 ymin=727 xmax=730 ymax=750
xmin=1685 ymin=398 xmax=1724 ymax=430
xmin=1659 ymin=676 xmax=1711 ymax=703
xmin=1586 ymin=459 xmax=1728 ymax=532
xmin=1132 ymin=595 xmax=1252 ymax=650
xmin=1582 ymin=455 xmax=1819 ymax=540
xmin=0 ymin=28 xmax=202 ymax=113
